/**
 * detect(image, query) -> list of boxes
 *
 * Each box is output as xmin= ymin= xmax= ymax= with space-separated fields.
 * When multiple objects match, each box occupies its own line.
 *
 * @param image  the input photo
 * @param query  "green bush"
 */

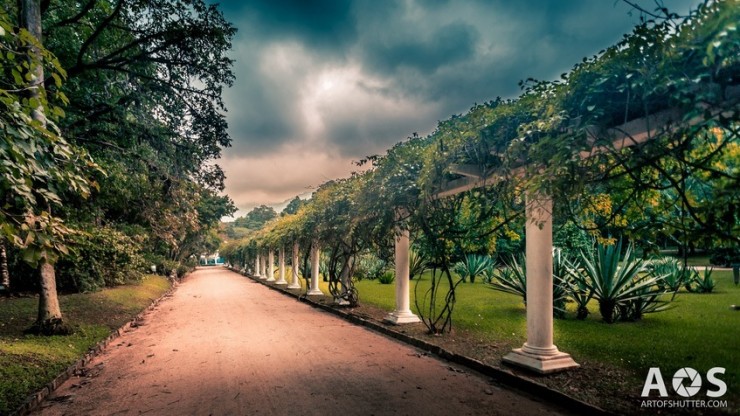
xmin=554 ymin=221 xmax=592 ymax=259
xmin=176 ymin=264 xmax=191 ymax=278
xmin=56 ymin=226 xmax=145 ymax=292
xmin=355 ymin=254 xmax=386 ymax=281
xmin=709 ymin=246 xmax=740 ymax=267
xmin=378 ymin=270 xmax=395 ymax=284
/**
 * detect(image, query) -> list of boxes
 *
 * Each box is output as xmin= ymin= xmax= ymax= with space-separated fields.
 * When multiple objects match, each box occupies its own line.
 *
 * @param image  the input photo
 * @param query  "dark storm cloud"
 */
xmin=217 ymin=0 xmax=357 ymax=51
xmin=362 ymin=22 xmax=479 ymax=76
xmin=208 ymin=0 xmax=703 ymax=209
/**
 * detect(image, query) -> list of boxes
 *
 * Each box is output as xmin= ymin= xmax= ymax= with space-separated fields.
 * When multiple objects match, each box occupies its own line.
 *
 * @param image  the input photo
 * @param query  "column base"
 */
xmin=306 ymin=289 xmax=323 ymax=296
xmin=384 ymin=310 xmax=421 ymax=325
xmin=502 ymin=346 xmax=579 ymax=374
xmin=287 ymin=283 xmax=301 ymax=289
xmin=275 ymin=279 xmax=287 ymax=285
xmin=266 ymin=276 xmax=276 ymax=282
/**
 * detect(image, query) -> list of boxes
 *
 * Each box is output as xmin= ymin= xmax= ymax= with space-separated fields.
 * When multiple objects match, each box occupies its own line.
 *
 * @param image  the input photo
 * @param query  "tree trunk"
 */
xmin=38 ymin=260 xmax=62 ymax=318
xmin=20 ymin=0 xmax=71 ymax=335
xmin=0 ymin=243 xmax=9 ymax=293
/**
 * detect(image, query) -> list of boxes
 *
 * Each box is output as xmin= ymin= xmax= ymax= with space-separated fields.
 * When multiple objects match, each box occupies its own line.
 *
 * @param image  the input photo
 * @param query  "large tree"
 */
xmin=40 ymin=0 xmax=236 ymax=266
xmin=1 ymin=1 xmax=99 ymax=332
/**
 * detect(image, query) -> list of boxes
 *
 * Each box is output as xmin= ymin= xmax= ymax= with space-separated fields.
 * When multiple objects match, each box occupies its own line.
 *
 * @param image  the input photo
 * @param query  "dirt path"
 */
xmin=34 ymin=267 xmax=571 ymax=416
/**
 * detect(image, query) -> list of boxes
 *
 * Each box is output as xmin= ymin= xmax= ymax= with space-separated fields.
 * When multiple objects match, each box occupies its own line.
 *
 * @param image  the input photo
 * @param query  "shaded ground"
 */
xmin=33 ymin=267 xmax=570 ymax=416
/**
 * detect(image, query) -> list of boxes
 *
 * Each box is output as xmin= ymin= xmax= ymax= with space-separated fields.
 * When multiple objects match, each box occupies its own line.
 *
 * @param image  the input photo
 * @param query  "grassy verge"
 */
xmin=354 ymin=271 xmax=739 ymax=413
xmin=0 ymin=275 xmax=171 ymax=414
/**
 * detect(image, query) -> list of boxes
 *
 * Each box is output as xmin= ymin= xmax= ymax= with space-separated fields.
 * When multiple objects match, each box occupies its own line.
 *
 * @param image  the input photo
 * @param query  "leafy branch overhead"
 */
xmin=222 ymin=1 xmax=738 ymax=333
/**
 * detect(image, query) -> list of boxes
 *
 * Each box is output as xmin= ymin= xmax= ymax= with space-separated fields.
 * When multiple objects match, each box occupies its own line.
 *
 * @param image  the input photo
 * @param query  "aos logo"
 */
xmin=642 ymin=367 xmax=727 ymax=398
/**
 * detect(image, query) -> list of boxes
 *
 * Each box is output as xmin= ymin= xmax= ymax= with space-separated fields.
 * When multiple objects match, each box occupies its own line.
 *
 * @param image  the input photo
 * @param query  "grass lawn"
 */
xmin=354 ymin=270 xmax=739 ymax=410
xmin=0 ymin=275 xmax=170 ymax=414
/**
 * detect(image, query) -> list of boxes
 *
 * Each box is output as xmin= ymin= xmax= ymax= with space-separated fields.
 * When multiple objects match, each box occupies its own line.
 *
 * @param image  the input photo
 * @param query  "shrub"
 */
xmin=554 ymin=221 xmax=592 ymax=259
xmin=355 ymin=254 xmax=386 ymax=281
xmin=176 ymin=264 xmax=191 ymax=278
xmin=709 ymin=246 xmax=740 ymax=267
xmin=56 ymin=226 xmax=145 ymax=292
xmin=378 ymin=270 xmax=395 ymax=284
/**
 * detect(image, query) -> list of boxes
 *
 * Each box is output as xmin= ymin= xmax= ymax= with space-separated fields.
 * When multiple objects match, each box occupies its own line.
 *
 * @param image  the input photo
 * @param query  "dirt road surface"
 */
xmin=33 ymin=267 xmax=571 ymax=416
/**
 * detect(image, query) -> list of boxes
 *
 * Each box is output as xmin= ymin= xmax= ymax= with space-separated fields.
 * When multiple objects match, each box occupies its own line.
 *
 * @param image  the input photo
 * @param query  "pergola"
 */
xmin=244 ymin=84 xmax=737 ymax=374
xmin=384 ymin=85 xmax=738 ymax=374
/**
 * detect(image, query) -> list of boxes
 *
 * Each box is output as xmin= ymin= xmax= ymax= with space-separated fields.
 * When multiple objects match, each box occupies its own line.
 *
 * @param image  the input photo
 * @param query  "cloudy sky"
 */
xmin=210 ymin=0 xmax=700 ymax=218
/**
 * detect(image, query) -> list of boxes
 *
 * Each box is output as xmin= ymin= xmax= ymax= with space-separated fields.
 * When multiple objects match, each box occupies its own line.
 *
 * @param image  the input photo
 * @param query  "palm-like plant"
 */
xmin=579 ymin=240 xmax=668 ymax=323
xmin=568 ymin=267 xmax=593 ymax=320
xmin=409 ymin=249 xmax=428 ymax=280
xmin=552 ymin=248 xmax=575 ymax=319
xmin=453 ymin=254 xmax=491 ymax=283
xmin=490 ymin=255 xmax=527 ymax=303
xmin=649 ymin=257 xmax=692 ymax=299
xmin=692 ymin=267 xmax=716 ymax=293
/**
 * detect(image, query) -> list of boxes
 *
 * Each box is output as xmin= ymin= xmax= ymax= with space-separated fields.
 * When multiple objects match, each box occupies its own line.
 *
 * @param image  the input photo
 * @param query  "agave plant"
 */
xmin=649 ymin=257 xmax=692 ymax=299
xmin=619 ymin=279 xmax=673 ymax=321
xmin=378 ymin=270 xmax=395 ymax=284
xmin=481 ymin=266 xmax=496 ymax=284
xmin=568 ymin=269 xmax=593 ymax=320
xmin=552 ymin=249 xmax=575 ymax=318
xmin=490 ymin=255 xmax=527 ymax=304
xmin=579 ymin=240 xmax=669 ymax=323
xmin=692 ymin=267 xmax=716 ymax=293
xmin=409 ymin=249 xmax=428 ymax=280
xmin=453 ymin=254 xmax=491 ymax=283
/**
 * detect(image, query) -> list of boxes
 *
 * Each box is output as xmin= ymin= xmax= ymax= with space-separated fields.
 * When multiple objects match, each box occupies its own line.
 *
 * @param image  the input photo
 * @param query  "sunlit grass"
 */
xmin=355 ymin=270 xmax=740 ymax=401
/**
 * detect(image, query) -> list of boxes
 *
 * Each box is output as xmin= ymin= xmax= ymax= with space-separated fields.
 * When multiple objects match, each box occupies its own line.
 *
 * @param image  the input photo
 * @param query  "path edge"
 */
xmin=233 ymin=267 xmax=615 ymax=416
xmin=11 ymin=277 xmax=182 ymax=416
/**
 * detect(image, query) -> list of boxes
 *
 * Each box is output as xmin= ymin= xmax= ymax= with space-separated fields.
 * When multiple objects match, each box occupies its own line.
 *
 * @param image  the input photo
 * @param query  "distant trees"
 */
xmin=282 ymin=197 xmax=306 ymax=216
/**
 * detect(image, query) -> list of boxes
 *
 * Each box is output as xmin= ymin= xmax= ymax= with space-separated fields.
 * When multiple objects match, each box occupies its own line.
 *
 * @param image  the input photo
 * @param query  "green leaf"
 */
xmin=51 ymin=72 xmax=62 ymax=87
xmin=11 ymin=69 xmax=22 ymax=85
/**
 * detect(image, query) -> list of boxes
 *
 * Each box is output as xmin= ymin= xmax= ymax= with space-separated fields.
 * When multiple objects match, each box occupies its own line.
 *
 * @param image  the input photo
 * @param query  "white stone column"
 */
xmin=503 ymin=193 xmax=578 ymax=373
xmin=307 ymin=240 xmax=323 ymax=295
xmin=260 ymin=251 xmax=268 ymax=280
xmin=384 ymin=228 xmax=420 ymax=324
xmin=266 ymin=249 xmax=276 ymax=282
xmin=276 ymin=246 xmax=287 ymax=285
xmin=254 ymin=253 xmax=261 ymax=277
xmin=288 ymin=241 xmax=301 ymax=289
